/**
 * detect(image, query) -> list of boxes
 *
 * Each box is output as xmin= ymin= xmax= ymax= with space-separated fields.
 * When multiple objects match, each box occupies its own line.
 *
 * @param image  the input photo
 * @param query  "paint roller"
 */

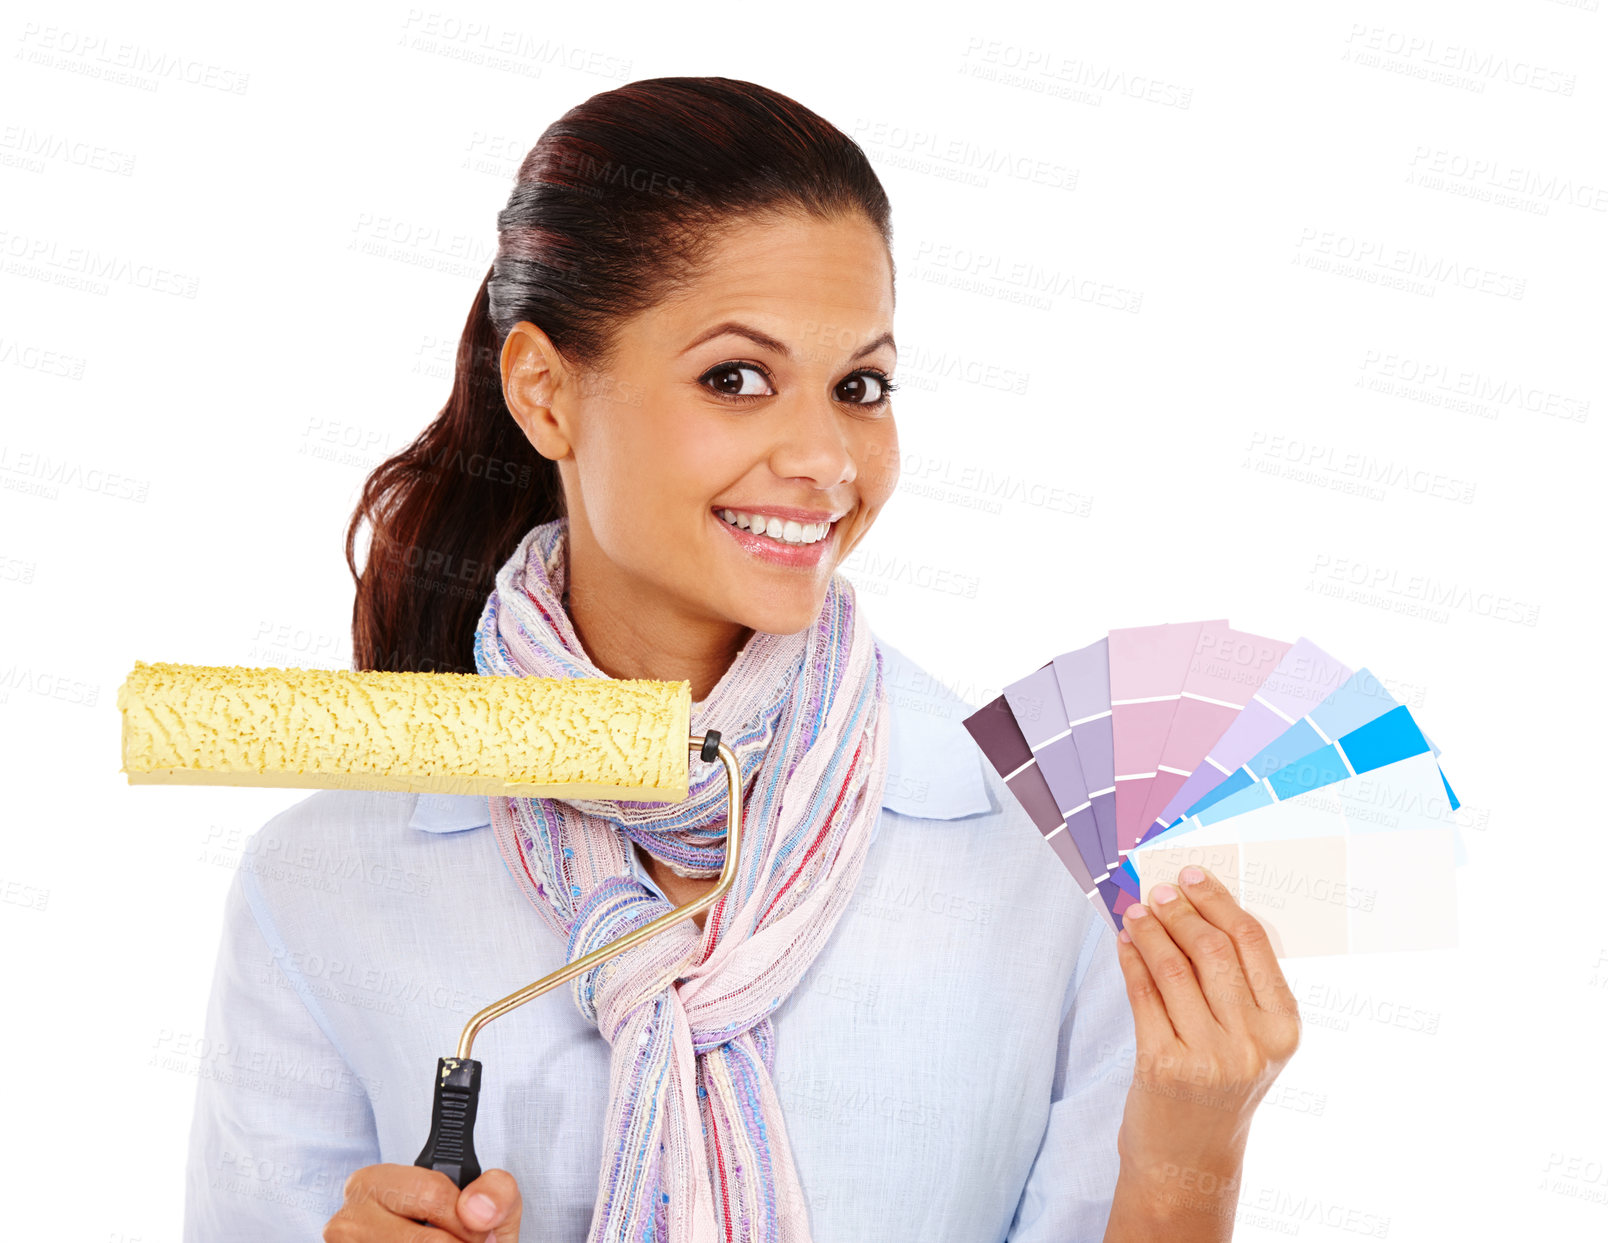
xmin=117 ymin=659 xmax=743 ymax=1190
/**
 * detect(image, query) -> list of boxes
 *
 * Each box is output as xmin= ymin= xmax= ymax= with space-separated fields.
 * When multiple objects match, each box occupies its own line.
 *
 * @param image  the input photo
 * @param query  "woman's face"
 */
xmin=504 ymin=210 xmax=900 ymax=640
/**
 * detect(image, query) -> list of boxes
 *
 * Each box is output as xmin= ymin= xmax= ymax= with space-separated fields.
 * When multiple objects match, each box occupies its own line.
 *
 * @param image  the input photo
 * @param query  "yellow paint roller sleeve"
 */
xmin=116 ymin=661 xmax=691 ymax=801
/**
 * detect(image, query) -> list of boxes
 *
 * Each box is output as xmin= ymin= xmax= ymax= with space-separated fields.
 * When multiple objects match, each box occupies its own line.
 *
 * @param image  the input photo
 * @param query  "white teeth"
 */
xmin=718 ymin=508 xmax=832 ymax=545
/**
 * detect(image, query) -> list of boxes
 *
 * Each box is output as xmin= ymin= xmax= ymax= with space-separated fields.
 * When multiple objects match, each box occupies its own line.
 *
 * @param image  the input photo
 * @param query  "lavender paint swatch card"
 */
xmin=1003 ymin=663 xmax=1108 ymax=889
xmin=1050 ymin=638 xmax=1119 ymax=871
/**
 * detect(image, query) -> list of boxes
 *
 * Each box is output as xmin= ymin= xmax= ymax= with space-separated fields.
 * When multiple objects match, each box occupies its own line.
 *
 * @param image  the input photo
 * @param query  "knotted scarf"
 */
xmin=472 ymin=516 xmax=890 ymax=1243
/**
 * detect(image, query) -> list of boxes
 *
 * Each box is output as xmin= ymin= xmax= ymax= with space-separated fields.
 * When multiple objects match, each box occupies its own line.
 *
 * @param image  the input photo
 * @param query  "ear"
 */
xmin=501 ymin=321 xmax=574 ymax=461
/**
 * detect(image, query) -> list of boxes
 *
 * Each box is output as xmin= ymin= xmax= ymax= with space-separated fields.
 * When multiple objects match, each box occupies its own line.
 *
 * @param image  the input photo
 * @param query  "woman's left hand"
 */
xmin=1107 ymin=864 xmax=1302 ymax=1233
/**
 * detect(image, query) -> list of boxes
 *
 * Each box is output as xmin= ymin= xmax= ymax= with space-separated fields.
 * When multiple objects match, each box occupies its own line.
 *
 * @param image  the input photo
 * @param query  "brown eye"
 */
xmin=702 ymin=363 xmax=773 ymax=398
xmin=836 ymin=370 xmax=898 ymax=406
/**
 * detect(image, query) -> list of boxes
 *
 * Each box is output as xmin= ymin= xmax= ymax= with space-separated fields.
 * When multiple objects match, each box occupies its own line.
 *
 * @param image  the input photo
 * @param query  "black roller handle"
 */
xmin=415 ymin=1057 xmax=483 ymax=1190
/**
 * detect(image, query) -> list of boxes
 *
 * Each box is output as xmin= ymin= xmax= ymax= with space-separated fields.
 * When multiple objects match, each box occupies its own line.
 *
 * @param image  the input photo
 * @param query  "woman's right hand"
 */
xmin=323 ymin=1164 xmax=523 ymax=1241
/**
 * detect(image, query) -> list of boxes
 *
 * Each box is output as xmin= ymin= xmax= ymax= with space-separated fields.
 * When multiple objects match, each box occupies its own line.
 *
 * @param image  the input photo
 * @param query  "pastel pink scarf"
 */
xmin=473 ymin=516 xmax=890 ymax=1242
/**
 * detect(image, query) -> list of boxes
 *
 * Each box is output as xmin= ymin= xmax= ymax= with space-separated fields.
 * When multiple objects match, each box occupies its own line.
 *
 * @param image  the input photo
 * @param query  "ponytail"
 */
xmin=345 ymin=269 xmax=560 ymax=673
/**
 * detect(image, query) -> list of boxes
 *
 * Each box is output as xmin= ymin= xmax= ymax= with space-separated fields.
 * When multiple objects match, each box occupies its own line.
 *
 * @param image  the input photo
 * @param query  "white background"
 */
xmin=3 ymin=0 xmax=1605 ymax=1238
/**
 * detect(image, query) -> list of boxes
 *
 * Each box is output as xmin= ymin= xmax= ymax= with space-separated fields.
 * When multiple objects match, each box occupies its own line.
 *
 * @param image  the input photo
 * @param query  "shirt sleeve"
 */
xmin=183 ymin=863 xmax=381 ymax=1242
xmin=1004 ymin=915 xmax=1137 ymax=1243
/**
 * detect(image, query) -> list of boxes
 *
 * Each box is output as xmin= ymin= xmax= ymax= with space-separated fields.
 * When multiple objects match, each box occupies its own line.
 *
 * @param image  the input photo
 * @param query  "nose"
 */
xmin=766 ymin=393 xmax=858 ymax=492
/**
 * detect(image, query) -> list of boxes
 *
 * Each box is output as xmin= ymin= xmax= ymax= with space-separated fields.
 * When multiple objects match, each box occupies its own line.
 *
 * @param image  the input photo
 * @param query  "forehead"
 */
xmin=634 ymin=212 xmax=894 ymax=356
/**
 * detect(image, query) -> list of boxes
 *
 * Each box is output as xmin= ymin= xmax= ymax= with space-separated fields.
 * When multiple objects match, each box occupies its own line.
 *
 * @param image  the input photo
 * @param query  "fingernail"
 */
xmin=465 ymin=1194 xmax=497 ymax=1227
xmin=1151 ymin=884 xmax=1178 ymax=904
xmin=1124 ymin=903 xmax=1150 ymax=921
xmin=1118 ymin=928 xmax=1132 ymax=943
xmin=1180 ymin=866 xmax=1205 ymax=886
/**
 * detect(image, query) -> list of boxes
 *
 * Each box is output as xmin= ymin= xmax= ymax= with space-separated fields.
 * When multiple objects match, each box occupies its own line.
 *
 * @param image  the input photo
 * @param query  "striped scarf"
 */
xmin=472 ymin=516 xmax=890 ymax=1243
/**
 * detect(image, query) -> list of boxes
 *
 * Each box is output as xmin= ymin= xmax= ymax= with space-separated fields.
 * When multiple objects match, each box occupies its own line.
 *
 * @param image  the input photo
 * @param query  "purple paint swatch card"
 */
xmin=1142 ymin=638 xmax=1353 ymax=846
xmin=1109 ymin=620 xmax=1226 ymax=856
xmin=961 ymin=694 xmax=1118 ymax=932
xmin=1132 ymin=622 xmax=1293 ymax=847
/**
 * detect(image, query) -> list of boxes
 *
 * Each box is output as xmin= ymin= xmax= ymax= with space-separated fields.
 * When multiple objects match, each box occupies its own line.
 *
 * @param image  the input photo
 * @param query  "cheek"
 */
xmin=585 ymin=400 xmax=707 ymax=523
xmin=860 ymin=423 xmax=901 ymax=507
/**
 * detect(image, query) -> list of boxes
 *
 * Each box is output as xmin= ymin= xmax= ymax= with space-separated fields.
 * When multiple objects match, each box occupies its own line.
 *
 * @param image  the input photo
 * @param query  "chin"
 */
xmin=730 ymin=589 xmax=831 ymax=637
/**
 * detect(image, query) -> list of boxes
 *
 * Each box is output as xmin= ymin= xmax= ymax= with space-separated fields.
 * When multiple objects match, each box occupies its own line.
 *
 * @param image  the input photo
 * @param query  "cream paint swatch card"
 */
xmin=1124 ymin=749 xmax=1458 ymax=957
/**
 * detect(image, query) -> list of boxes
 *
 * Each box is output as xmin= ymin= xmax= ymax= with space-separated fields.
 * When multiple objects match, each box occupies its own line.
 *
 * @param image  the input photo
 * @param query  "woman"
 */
xmin=184 ymin=77 xmax=1299 ymax=1242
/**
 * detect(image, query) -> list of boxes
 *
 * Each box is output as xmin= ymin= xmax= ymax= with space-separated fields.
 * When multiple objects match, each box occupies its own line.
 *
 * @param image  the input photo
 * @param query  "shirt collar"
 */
xmin=408 ymin=636 xmax=991 ymax=834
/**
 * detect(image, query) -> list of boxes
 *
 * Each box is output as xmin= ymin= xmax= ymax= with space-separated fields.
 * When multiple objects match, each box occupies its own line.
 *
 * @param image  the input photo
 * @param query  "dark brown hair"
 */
xmin=345 ymin=76 xmax=892 ymax=674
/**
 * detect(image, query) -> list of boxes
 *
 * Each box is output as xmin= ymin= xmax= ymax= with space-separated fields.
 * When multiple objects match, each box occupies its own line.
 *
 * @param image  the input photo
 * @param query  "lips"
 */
xmin=711 ymin=507 xmax=837 ymax=567
xmin=713 ymin=508 xmax=834 ymax=545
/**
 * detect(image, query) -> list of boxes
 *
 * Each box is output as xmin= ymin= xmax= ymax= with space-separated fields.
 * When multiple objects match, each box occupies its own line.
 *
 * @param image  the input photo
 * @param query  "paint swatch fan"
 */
xmin=961 ymin=621 xmax=1463 ymax=957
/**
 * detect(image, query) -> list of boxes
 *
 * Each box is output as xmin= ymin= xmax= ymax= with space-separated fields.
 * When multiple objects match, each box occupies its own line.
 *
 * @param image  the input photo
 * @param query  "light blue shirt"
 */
xmin=183 ymin=637 xmax=1135 ymax=1241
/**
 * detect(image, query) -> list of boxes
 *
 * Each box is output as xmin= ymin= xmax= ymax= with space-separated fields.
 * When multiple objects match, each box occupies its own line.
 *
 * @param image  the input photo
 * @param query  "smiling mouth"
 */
xmin=712 ymin=507 xmax=841 ymax=547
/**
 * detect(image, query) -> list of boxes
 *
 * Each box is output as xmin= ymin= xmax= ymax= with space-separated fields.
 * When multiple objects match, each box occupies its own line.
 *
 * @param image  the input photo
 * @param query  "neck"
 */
xmin=562 ymin=515 xmax=753 ymax=702
xmin=634 ymin=844 xmax=717 ymax=930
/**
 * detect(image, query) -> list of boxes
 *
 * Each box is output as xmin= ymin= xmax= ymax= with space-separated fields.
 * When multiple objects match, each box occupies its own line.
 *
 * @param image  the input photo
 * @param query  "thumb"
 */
xmin=458 ymin=1168 xmax=523 ymax=1241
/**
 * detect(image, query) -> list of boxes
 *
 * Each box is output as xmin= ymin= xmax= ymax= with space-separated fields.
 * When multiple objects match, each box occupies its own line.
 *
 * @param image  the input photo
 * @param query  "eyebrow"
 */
xmin=678 ymin=319 xmax=897 ymax=364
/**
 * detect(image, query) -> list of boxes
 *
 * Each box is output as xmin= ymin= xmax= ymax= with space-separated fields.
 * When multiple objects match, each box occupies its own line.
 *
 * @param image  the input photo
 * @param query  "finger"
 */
xmin=1178 ymin=865 xmax=1298 ymax=1019
xmin=342 ymin=1198 xmax=467 ymax=1241
xmin=1121 ymin=900 xmax=1218 ymax=1037
xmin=1113 ymin=924 xmax=1179 ymax=1047
xmin=1145 ymin=876 xmax=1256 ymax=1032
xmin=344 ymin=1163 xmax=482 ymax=1239
xmin=460 ymin=1168 xmax=523 ymax=1241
